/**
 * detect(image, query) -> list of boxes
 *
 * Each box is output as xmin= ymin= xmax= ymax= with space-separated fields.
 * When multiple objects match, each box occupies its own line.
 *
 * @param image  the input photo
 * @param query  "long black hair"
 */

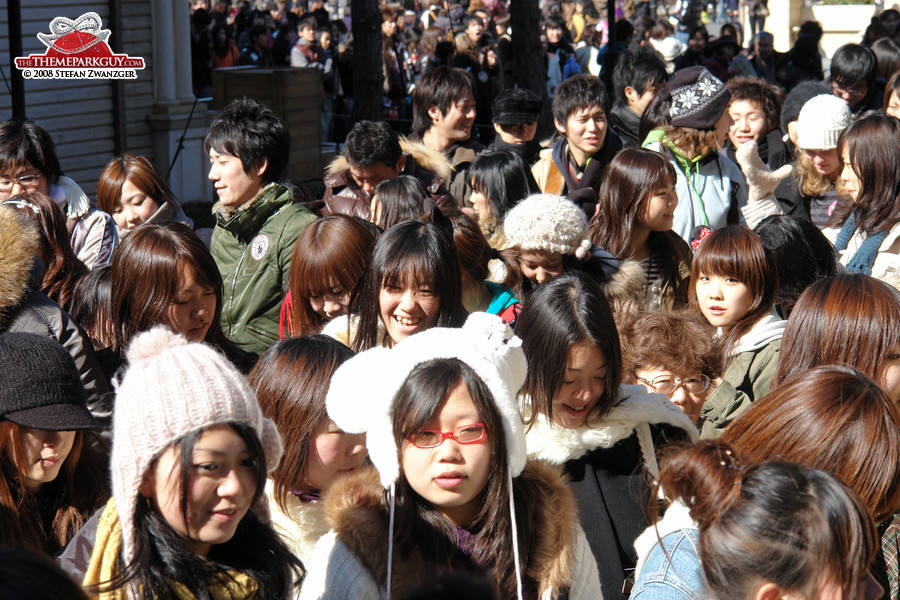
xmin=392 ymin=359 xmax=536 ymax=598
xmin=93 ymin=422 xmax=304 ymax=599
xmin=516 ymin=271 xmax=623 ymax=426
xmin=349 ymin=218 xmax=466 ymax=351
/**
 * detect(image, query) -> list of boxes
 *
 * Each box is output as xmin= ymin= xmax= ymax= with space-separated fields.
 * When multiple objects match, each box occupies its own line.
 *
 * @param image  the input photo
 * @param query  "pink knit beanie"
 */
xmin=111 ymin=326 xmax=282 ymax=564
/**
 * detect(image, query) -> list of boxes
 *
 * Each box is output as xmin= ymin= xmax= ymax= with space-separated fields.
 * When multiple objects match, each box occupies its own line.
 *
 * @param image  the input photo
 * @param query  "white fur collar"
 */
xmin=523 ymin=384 xmax=699 ymax=464
xmin=265 ymin=479 xmax=330 ymax=564
xmin=49 ymin=175 xmax=90 ymax=219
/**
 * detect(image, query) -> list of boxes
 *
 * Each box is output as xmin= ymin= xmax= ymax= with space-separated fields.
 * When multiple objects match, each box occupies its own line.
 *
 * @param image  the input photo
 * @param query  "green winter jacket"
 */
xmin=211 ymin=183 xmax=316 ymax=354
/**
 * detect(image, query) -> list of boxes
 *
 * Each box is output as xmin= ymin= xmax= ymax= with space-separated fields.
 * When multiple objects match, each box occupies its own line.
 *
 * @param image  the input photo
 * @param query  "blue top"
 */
xmin=485 ymin=281 xmax=518 ymax=314
xmin=630 ymin=529 xmax=704 ymax=600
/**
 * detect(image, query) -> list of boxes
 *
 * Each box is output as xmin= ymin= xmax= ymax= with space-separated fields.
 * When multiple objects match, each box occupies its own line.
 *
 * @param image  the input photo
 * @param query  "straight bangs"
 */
xmin=381 ymin=249 xmax=437 ymax=292
xmin=690 ymin=226 xmax=775 ymax=315
xmin=289 ymin=216 xmax=376 ymax=337
xmin=392 ymin=358 xmax=507 ymax=520
xmin=378 ymin=222 xmax=460 ymax=325
xmin=295 ymin=239 xmax=366 ymax=298
xmin=351 ymin=219 xmax=462 ymax=351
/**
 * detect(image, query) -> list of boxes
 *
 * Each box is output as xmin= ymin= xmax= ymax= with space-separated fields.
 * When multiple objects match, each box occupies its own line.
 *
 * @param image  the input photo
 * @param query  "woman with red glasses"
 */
xmin=301 ymin=313 xmax=602 ymax=599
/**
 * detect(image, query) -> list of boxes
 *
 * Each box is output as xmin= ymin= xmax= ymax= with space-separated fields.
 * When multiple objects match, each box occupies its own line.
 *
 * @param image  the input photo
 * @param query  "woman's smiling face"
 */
xmin=551 ymin=340 xmax=608 ymax=429
xmin=379 ymin=273 xmax=441 ymax=345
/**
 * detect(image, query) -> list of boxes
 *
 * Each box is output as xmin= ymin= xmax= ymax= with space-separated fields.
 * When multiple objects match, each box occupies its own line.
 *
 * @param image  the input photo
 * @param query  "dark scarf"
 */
xmin=488 ymin=137 xmax=542 ymax=166
xmin=834 ymin=214 xmax=891 ymax=275
xmin=550 ymin=129 xmax=623 ymax=214
xmin=609 ymin=103 xmax=642 ymax=148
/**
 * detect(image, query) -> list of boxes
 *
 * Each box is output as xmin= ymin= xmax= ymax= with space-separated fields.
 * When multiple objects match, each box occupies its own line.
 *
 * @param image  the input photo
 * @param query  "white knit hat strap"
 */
xmin=508 ymin=469 xmax=524 ymax=600
xmin=386 ymin=481 xmax=396 ymax=600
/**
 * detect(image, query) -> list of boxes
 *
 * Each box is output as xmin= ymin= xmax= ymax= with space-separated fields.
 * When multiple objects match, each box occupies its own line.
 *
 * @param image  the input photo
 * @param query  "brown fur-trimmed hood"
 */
xmin=0 ymin=206 xmax=39 ymax=314
xmin=603 ymin=258 xmax=647 ymax=313
xmin=325 ymin=137 xmax=454 ymax=181
xmin=324 ymin=460 xmax=582 ymax=598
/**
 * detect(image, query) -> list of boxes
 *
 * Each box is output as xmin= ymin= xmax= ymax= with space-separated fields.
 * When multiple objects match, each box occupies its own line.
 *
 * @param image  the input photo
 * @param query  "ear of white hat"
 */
xmin=325 ymin=313 xmax=528 ymax=489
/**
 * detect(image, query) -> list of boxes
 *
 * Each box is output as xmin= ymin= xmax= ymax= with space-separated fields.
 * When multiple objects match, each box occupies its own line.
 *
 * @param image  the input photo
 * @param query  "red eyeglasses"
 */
xmin=406 ymin=423 xmax=487 ymax=449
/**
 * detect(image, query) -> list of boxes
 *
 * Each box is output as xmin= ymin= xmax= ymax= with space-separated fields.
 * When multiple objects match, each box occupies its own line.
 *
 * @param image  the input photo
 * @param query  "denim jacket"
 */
xmin=631 ymin=501 xmax=704 ymax=600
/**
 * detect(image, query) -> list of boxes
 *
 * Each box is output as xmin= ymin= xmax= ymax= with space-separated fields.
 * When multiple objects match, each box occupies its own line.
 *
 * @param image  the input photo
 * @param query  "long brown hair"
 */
xmin=110 ymin=223 xmax=253 ymax=369
xmin=0 ymin=421 xmax=108 ymax=553
xmin=689 ymin=226 xmax=778 ymax=354
xmin=3 ymin=192 xmax=87 ymax=313
xmin=656 ymin=440 xmax=877 ymax=600
xmin=724 ymin=365 xmax=900 ymax=523
xmin=774 ymin=274 xmax=900 ymax=388
xmin=836 ymin=113 xmax=900 ymax=235
xmin=249 ymin=335 xmax=354 ymax=510
xmin=590 ymin=148 xmax=677 ymax=258
xmin=96 ymin=154 xmax=177 ymax=216
xmin=288 ymin=216 xmax=377 ymax=337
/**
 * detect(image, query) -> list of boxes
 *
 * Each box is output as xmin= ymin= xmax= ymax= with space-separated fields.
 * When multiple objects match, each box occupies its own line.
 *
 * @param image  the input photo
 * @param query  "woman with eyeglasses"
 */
xmin=301 ymin=313 xmax=602 ymax=599
xmin=618 ymin=308 xmax=724 ymax=424
xmin=515 ymin=272 xmax=699 ymax=600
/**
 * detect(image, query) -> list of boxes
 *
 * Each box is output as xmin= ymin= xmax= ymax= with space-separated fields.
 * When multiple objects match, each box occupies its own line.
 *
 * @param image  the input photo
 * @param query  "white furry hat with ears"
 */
xmin=503 ymin=193 xmax=592 ymax=259
xmin=326 ymin=312 xmax=528 ymax=489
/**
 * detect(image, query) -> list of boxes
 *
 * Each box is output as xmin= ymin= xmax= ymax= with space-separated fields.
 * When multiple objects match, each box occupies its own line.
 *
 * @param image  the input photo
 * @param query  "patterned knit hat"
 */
xmin=503 ymin=193 xmax=591 ymax=259
xmin=112 ymin=326 xmax=282 ymax=564
xmin=796 ymin=94 xmax=851 ymax=151
xmin=663 ymin=66 xmax=731 ymax=130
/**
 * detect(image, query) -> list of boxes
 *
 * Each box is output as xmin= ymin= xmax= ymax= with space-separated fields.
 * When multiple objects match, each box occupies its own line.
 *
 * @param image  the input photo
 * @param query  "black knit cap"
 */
xmin=0 ymin=332 xmax=97 ymax=431
xmin=780 ymin=80 xmax=831 ymax=133
xmin=492 ymin=88 xmax=542 ymax=125
xmin=663 ymin=66 xmax=731 ymax=130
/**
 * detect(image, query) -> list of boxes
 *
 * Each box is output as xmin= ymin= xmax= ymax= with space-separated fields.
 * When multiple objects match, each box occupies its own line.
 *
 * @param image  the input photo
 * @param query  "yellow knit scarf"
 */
xmin=83 ymin=498 xmax=258 ymax=599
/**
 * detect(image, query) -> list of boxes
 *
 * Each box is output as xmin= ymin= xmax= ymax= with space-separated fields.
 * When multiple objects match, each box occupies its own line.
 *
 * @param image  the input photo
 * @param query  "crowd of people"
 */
xmin=4 ymin=0 xmax=900 ymax=598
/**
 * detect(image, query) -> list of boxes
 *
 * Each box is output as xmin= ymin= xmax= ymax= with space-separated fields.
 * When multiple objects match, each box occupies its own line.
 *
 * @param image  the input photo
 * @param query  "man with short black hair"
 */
xmin=610 ymin=46 xmax=668 ymax=147
xmin=322 ymin=120 xmax=453 ymax=219
xmin=207 ymin=98 xmax=316 ymax=353
xmin=830 ymin=43 xmax=883 ymax=115
xmin=291 ymin=14 xmax=329 ymax=72
xmin=412 ymin=66 xmax=484 ymax=205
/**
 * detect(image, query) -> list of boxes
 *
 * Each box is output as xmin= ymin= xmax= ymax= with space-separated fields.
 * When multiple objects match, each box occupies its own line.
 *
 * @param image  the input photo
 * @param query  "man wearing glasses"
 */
xmin=830 ymin=43 xmax=884 ymax=116
xmin=0 ymin=119 xmax=118 ymax=268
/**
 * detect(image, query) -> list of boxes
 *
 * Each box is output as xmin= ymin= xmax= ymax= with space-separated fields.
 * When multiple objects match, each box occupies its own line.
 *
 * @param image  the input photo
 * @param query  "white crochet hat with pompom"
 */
xmin=503 ymin=193 xmax=592 ymax=259
xmin=326 ymin=312 xmax=528 ymax=488
xmin=112 ymin=326 xmax=282 ymax=565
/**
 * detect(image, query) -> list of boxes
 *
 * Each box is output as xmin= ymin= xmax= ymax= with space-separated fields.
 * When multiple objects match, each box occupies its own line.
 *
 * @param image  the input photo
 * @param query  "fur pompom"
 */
xmin=125 ymin=325 xmax=188 ymax=363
